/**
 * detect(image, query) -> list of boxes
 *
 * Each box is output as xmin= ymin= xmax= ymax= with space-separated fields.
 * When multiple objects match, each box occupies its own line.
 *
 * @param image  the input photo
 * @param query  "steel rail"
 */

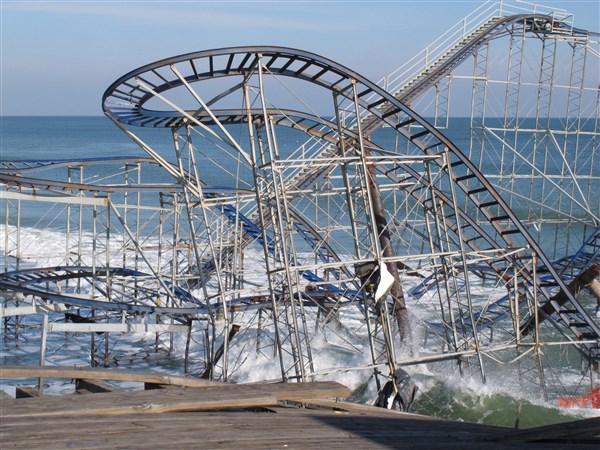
xmin=0 ymin=157 xmax=160 ymax=174
xmin=380 ymin=15 xmax=566 ymax=111
xmin=0 ymin=266 xmax=353 ymax=316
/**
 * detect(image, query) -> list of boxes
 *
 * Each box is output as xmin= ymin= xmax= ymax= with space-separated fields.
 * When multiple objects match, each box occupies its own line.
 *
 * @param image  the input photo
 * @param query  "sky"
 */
xmin=1 ymin=0 xmax=599 ymax=116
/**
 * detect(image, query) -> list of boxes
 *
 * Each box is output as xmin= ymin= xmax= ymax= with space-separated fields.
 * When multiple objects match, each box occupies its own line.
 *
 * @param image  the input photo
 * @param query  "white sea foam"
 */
xmin=0 ymin=224 xmax=596 ymax=420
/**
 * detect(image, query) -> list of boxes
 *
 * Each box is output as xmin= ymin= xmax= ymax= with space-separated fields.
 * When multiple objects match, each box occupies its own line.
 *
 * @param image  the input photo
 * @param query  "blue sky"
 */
xmin=1 ymin=0 xmax=599 ymax=115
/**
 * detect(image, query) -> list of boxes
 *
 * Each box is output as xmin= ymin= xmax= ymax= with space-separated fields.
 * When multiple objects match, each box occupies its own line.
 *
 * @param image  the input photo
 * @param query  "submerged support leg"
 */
xmin=202 ymin=324 xmax=240 ymax=380
xmin=38 ymin=312 xmax=48 ymax=393
xmin=184 ymin=319 xmax=192 ymax=375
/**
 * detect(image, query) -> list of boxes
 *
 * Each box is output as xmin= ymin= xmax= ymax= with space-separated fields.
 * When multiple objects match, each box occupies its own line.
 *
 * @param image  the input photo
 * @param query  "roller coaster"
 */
xmin=1 ymin=1 xmax=598 ymax=405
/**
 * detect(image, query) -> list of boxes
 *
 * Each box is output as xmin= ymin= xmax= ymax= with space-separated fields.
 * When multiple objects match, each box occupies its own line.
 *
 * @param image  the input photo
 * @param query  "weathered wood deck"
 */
xmin=1 ymin=365 xmax=598 ymax=449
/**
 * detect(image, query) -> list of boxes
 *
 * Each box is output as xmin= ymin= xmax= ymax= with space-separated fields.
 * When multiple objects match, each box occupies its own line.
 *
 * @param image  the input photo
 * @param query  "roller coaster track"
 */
xmin=287 ymin=12 xmax=597 ymax=193
xmin=0 ymin=157 xmax=160 ymax=174
xmin=278 ymin=13 xmax=598 ymax=219
xmin=183 ymin=106 xmax=600 ymax=355
xmin=0 ymin=264 xmax=350 ymax=318
xmin=0 ymin=155 xmax=360 ymax=307
xmin=373 ymin=10 xmax=600 ymax=252
xmin=144 ymin=107 xmax=519 ymax=342
xmin=0 ymin=266 xmax=206 ymax=315
xmin=302 ymin=10 xmax=600 ymax=347
xmin=0 ymin=172 xmax=185 ymax=194
xmin=149 ymin=109 xmax=499 ymax=295
xmin=101 ymin=46 xmax=600 ymax=361
xmin=195 ymin=109 xmax=503 ymax=255
xmin=369 ymin=14 xmax=566 ymax=115
xmin=556 ymin=227 xmax=600 ymax=279
xmin=200 ymin=109 xmax=598 ymax=341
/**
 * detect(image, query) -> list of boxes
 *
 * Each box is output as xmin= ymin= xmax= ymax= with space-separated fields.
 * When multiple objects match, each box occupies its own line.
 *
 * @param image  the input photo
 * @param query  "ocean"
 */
xmin=1 ymin=116 xmax=597 ymax=427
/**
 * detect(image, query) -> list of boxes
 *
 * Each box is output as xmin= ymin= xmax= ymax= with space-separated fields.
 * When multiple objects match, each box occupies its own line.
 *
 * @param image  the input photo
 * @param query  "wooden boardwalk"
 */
xmin=1 ymin=365 xmax=599 ymax=449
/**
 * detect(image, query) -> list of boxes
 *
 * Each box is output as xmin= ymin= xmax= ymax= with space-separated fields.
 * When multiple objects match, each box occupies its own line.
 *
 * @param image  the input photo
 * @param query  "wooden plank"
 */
xmin=293 ymin=398 xmax=506 ymax=433
xmin=267 ymin=381 xmax=350 ymax=400
xmin=2 ymin=388 xmax=277 ymax=417
xmin=489 ymin=416 xmax=600 ymax=442
xmin=0 ymin=408 xmax=528 ymax=450
xmin=0 ymin=364 xmax=219 ymax=387
xmin=1 ymin=366 xmax=349 ymax=400
xmin=0 ymin=416 xmax=513 ymax=449
xmin=76 ymin=379 xmax=116 ymax=394
xmin=2 ymin=381 xmax=348 ymax=419
xmin=285 ymin=398 xmax=441 ymax=419
xmin=15 ymin=386 xmax=42 ymax=399
xmin=0 ymin=408 xmax=457 ymax=434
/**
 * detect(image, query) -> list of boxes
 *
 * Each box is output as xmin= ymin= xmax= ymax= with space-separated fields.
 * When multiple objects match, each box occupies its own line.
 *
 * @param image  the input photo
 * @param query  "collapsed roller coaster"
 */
xmin=1 ymin=1 xmax=599 ymax=406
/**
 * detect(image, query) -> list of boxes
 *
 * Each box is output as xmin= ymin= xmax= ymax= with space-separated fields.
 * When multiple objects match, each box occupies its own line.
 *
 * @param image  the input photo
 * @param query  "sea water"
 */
xmin=1 ymin=116 xmax=596 ymax=427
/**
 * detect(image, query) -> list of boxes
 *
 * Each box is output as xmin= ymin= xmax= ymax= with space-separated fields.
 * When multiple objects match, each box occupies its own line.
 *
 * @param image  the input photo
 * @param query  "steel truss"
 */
xmin=100 ymin=44 xmax=597 ymax=388
xmin=379 ymin=1 xmax=599 ymax=263
xmin=1 ymin=2 xmax=598 ymax=406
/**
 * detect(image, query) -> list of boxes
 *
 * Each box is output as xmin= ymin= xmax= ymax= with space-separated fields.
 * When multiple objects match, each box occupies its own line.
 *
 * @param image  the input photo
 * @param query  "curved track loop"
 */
xmin=104 ymin=47 xmax=599 ymax=362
